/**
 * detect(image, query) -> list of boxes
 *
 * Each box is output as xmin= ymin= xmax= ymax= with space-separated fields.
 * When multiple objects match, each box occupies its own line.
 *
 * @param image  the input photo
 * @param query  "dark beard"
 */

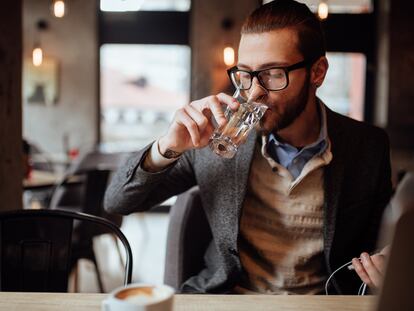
xmin=260 ymin=74 xmax=310 ymax=132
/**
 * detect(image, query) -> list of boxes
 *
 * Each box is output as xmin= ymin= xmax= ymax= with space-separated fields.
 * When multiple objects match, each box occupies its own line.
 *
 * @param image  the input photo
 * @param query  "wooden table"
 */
xmin=23 ymin=170 xmax=62 ymax=190
xmin=23 ymin=170 xmax=81 ymax=190
xmin=0 ymin=293 xmax=375 ymax=311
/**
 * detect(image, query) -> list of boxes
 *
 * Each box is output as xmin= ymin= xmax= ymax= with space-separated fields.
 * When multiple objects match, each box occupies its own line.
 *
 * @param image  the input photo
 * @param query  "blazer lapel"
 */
xmin=324 ymin=109 xmax=345 ymax=269
xmin=234 ymin=130 xmax=257 ymax=233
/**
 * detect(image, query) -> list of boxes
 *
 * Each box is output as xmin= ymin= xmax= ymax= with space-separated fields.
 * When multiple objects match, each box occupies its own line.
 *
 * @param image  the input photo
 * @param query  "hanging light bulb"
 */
xmin=223 ymin=46 xmax=235 ymax=66
xmin=318 ymin=1 xmax=329 ymax=20
xmin=32 ymin=20 xmax=48 ymax=67
xmin=32 ymin=45 xmax=43 ymax=67
xmin=53 ymin=0 xmax=66 ymax=18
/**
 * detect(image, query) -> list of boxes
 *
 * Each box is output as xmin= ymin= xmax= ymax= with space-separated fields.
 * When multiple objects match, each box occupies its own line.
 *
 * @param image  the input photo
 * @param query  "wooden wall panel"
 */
xmin=0 ymin=1 xmax=23 ymax=210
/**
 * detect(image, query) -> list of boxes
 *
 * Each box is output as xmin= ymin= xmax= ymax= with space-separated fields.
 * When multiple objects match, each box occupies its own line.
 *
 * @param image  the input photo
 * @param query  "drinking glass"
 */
xmin=208 ymin=89 xmax=268 ymax=158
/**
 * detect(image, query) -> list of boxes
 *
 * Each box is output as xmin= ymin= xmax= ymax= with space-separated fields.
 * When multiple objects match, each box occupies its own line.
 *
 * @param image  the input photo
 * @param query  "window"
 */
xmin=99 ymin=0 xmax=190 ymax=151
xmin=317 ymin=52 xmax=366 ymax=121
xmin=100 ymin=44 xmax=191 ymax=151
xmin=100 ymin=0 xmax=191 ymax=12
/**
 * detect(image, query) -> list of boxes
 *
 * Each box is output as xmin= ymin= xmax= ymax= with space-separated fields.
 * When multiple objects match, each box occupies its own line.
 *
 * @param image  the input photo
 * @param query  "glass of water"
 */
xmin=209 ymin=89 xmax=268 ymax=158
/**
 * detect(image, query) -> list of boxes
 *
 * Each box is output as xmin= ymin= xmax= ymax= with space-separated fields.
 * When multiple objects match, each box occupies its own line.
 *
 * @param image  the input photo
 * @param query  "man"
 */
xmin=105 ymin=0 xmax=392 ymax=294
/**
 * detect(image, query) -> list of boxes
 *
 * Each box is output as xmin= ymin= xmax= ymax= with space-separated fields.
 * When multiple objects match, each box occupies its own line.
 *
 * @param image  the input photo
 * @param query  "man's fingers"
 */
xmin=199 ymin=123 xmax=215 ymax=145
xmin=175 ymin=109 xmax=200 ymax=147
xmin=206 ymin=96 xmax=227 ymax=127
xmin=352 ymin=257 xmax=373 ymax=287
xmin=191 ymin=93 xmax=239 ymax=128
xmin=360 ymin=252 xmax=382 ymax=287
xmin=184 ymin=104 xmax=209 ymax=132
xmin=216 ymin=92 xmax=240 ymax=110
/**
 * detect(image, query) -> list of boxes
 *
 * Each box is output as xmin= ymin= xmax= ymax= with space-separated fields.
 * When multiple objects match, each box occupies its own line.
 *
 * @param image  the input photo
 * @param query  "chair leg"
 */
xmin=74 ymin=261 xmax=79 ymax=293
xmin=111 ymin=234 xmax=125 ymax=271
xmin=91 ymin=251 xmax=105 ymax=293
xmin=67 ymin=261 xmax=79 ymax=292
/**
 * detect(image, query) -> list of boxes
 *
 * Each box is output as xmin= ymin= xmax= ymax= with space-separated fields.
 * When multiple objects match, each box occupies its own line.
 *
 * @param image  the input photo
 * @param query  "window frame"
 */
xmin=321 ymin=12 xmax=377 ymax=122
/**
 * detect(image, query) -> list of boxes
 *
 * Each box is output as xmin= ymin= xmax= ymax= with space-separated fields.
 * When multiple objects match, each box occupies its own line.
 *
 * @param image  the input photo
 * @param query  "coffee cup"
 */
xmin=102 ymin=283 xmax=174 ymax=311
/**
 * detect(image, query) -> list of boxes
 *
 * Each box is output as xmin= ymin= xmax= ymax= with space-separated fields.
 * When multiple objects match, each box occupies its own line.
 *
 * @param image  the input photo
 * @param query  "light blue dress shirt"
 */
xmin=267 ymin=102 xmax=329 ymax=180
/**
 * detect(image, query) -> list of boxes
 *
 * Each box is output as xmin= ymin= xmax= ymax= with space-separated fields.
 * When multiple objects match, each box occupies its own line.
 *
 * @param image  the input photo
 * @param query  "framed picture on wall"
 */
xmin=23 ymin=57 xmax=59 ymax=106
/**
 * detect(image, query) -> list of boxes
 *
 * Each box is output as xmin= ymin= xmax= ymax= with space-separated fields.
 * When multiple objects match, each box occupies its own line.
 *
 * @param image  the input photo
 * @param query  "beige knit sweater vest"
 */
xmin=234 ymin=136 xmax=333 ymax=294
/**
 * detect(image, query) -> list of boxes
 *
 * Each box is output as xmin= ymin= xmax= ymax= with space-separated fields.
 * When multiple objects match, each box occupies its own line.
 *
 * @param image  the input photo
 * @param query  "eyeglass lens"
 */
xmin=231 ymin=68 xmax=288 ymax=91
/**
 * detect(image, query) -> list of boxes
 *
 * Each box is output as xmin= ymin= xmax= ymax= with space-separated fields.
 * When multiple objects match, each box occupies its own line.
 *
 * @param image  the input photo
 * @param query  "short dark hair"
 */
xmin=241 ymin=0 xmax=326 ymax=61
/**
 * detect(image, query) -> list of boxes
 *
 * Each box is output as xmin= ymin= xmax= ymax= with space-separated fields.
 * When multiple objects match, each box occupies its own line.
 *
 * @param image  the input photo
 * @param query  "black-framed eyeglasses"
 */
xmin=227 ymin=59 xmax=311 ymax=91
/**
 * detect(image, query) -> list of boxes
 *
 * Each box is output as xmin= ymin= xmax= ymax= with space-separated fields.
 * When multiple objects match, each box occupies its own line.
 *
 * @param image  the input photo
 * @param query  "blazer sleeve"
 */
xmin=104 ymin=142 xmax=197 ymax=215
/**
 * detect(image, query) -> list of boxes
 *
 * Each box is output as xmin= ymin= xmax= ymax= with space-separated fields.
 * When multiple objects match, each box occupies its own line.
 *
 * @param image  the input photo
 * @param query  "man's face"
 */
xmin=237 ymin=28 xmax=311 ymax=134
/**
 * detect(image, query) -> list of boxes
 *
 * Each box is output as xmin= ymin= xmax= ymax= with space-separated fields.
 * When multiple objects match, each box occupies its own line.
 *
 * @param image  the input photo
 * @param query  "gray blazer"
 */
xmin=104 ymin=107 xmax=392 ymax=294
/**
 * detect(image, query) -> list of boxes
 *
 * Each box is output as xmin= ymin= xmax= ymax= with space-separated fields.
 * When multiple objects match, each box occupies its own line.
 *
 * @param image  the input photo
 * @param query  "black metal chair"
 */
xmin=49 ymin=150 xmax=130 ymax=216
xmin=48 ymin=150 xmax=129 ymax=292
xmin=0 ymin=209 xmax=132 ymax=292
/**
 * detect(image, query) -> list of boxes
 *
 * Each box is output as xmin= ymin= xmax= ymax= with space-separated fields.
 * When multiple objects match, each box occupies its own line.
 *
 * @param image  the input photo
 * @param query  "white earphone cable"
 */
xmin=325 ymin=259 xmax=367 ymax=295
xmin=325 ymin=260 xmax=353 ymax=295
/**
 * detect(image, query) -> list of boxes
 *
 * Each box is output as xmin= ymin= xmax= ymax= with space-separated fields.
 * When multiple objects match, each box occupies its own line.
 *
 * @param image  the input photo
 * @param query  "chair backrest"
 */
xmin=49 ymin=151 xmax=129 ymax=228
xmin=0 ymin=209 xmax=132 ymax=292
xmin=164 ymin=187 xmax=212 ymax=290
xmin=49 ymin=150 xmax=129 ymax=211
xmin=66 ymin=150 xmax=130 ymax=174
xmin=26 ymin=140 xmax=55 ymax=172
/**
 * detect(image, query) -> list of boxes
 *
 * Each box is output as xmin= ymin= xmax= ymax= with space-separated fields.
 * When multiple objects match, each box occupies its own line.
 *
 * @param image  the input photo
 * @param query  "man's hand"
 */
xmin=352 ymin=246 xmax=390 ymax=289
xmin=158 ymin=93 xmax=239 ymax=155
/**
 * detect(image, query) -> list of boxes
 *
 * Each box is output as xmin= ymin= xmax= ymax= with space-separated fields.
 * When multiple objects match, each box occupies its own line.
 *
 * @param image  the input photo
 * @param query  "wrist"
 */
xmin=158 ymin=137 xmax=183 ymax=159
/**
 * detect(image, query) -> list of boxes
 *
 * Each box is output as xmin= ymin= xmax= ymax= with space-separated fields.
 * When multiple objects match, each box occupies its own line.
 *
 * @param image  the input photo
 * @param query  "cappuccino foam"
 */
xmin=117 ymin=286 xmax=171 ymax=305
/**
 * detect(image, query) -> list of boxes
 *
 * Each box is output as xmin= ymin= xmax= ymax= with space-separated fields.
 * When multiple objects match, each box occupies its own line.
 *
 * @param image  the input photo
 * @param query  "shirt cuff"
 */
xmin=145 ymin=140 xmax=180 ymax=171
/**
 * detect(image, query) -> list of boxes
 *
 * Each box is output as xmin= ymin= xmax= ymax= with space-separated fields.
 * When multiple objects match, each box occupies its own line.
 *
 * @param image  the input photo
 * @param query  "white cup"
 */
xmin=102 ymin=283 xmax=175 ymax=311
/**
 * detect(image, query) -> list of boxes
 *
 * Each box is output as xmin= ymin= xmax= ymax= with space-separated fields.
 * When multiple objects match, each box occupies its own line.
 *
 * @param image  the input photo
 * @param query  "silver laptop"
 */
xmin=374 ymin=172 xmax=414 ymax=311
